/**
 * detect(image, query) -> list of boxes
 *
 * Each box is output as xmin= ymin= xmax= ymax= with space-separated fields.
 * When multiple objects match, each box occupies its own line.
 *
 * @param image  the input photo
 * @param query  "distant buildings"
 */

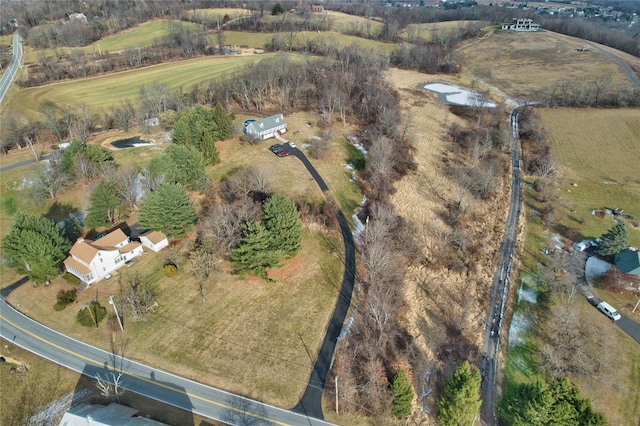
xmin=501 ymin=18 xmax=540 ymax=31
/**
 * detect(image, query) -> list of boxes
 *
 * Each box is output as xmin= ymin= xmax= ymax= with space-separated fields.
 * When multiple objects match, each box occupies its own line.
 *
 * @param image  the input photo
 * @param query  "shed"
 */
xmin=140 ymin=230 xmax=168 ymax=252
xmin=615 ymin=249 xmax=640 ymax=278
xmin=244 ymin=114 xmax=287 ymax=141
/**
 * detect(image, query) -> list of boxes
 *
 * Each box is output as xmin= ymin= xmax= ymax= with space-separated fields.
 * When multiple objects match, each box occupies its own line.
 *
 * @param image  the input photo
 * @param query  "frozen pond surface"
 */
xmin=419 ymin=82 xmax=496 ymax=107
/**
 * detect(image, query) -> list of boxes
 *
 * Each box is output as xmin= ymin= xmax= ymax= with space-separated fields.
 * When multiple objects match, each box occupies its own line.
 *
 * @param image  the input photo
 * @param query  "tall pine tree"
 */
xmin=139 ymin=183 xmax=197 ymax=238
xmin=436 ymin=361 xmax=482 ymax=426
xmin=596 ymin=222 xmax=628 ymax=256
xmin=232 ymin=221 xmax=283 ymax=279
xmin=3 ymin=213 xmax=71 ymax=285
xmin=390 ymin=369 xmax=414 ymax=418
xmin=85 ymin=180 xmax=121 ymax=229
xmin=263 ymin=194 xmax=302 ymax=258
xmin=200 ymin=129 xmax=220 ymax=166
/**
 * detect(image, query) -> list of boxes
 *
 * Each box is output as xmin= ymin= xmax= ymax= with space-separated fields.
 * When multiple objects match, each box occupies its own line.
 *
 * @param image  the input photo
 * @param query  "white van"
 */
xmin=597 ymin=301 xmax=622 ymax=321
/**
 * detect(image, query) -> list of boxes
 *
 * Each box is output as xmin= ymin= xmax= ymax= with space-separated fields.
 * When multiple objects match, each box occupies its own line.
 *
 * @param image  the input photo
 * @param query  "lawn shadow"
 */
xmin=44 ymin=202 xmax=80 ymax=223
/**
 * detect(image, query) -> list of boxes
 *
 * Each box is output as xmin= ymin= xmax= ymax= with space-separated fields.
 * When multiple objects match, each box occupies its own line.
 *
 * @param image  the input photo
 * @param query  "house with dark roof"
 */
xmin=244 ymin=114 xmax=287 ymax=141
xmin=615 ymin=249 xmax=640 ymax=278
xmin=63 ymin=229 xmax=142 ymax=285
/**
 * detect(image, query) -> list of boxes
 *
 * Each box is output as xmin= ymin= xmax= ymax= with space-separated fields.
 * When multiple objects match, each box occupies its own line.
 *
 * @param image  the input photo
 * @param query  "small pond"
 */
xmin=418 ymin=82 xmax=496 ymax=107
xmin=111 ymin=136 xmax=155 ymax=149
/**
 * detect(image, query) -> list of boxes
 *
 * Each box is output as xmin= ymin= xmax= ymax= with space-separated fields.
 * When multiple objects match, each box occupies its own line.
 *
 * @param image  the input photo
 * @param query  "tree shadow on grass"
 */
xmin=44 ymin=202 xmax=79 ymax=223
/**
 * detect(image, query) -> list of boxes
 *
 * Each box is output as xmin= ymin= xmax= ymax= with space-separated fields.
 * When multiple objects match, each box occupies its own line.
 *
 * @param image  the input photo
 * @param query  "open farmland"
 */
xmin=2 ymin=53 xmax=279 ymax=120
xmin=402 ymin=20 xmax=489 ymax=43
xmin=322 ymin=11 xmax=384 ymax=34
xmin=539 ymin=107 xmax=640 ymax=247
xmin=21 ymin=20 xmax=200 ymax=63
xmin=454 ymin=30 xmax=634 ymax=98
xmin=187 ymin=8 xmax=251 ymax=20
xmin=218 ymin=30 xmax=395 ymax=53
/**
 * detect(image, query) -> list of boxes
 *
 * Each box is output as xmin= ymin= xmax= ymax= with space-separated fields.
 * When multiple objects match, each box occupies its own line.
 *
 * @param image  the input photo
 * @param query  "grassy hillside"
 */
xmin=540 ymin=107 xmax=640 ymax=247
xmin=22 ymin=20 xmax=200 ymax=63
xmin=454 ymin=30 xmax=634 ymax=98
xmin=4 ymin=53 xmax=278 ymax=120
xmin=401 ymin=20 xmax=489 ymax=42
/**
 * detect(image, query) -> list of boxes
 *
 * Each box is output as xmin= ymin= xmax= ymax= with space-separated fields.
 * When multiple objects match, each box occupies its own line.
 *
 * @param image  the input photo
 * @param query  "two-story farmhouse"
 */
xmin=501 ymin=18 xmax=540 ymax=31
xmin=63 ymin=229 xmax=143 ymax=285
xmin=244 ymin=114 xmax=287 ymax=140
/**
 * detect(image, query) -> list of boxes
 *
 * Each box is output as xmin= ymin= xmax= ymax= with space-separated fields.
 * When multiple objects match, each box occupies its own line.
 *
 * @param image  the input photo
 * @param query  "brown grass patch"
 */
xmin=454 ymin=30 xmax=633 ymax=98
xmin=386 ymin=68 xmax=511 ymax=421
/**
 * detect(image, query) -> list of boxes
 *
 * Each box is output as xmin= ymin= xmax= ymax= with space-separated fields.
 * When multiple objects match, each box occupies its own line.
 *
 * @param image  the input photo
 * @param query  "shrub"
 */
xmin=53 ymin=301 xmax=67 ymax=311
xmin=54 ymin=288 xmax=78 ymax=310
xmin=77 ymin=302 xmax=106 ymax=327
xmin=163 ymin=263 xmax=178 ymax=277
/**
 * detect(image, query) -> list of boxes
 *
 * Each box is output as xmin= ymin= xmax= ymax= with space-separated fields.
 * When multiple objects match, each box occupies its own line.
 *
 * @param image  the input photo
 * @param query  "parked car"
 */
xmin=276 ymin=150 xmax=290 ymax=157
xmin=269 ymin=144 xmax=283 ymax=153
xmin=597 ymin=301 xmax=622 ymax=321
xmin=287 ymin=141 xmax=296 ymax=148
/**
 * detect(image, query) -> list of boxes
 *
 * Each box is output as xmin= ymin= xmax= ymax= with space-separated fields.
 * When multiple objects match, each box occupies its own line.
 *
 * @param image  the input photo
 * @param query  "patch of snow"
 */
xmin=301 ymin=143 xmax=312 ymax=149
xmin=352 ymin=196 xmax=367 ymax=244
xmin=551 ymin=233 xmax=564 ymax=250
xmin=508 ymin=311 xmax=530 ymax=347
xmin=420 ymin=82 xmax=496 ymax=107
xmin=585 ymin=256 xmax=611 ymax=284
xmin=27 ymin=389 xmax=90 ymax=426
xmin=352 ymin=143 xmax=368 ymax=157
xmin=517 ymin=286 xmax=537 ymax=304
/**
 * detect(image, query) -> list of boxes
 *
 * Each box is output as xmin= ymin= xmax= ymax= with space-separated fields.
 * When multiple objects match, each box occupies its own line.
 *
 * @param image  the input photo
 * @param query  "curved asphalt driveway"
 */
xmin=0 ymin=32 xmax=22 ymax=104
xmin=273 ymin=137 xmax=357 ymax=420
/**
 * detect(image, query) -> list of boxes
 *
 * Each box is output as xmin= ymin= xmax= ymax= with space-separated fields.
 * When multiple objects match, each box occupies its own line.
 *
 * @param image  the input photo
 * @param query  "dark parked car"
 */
xmin=276 ymin=150 xmax=290 ymax=157
xmin=269 ymin=144 xmax=283 ymax=153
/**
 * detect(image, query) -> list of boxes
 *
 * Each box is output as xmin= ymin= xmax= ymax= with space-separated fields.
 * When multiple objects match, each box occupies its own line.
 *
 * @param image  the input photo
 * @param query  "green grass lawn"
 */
xmin=22 ymin=20 xmax=201 ymax=63
xmin=401 ymin=20 xmax=488 ymax=42
xmin=4 ymin=53 xmax=279 ymax=121
xmin=539 ymin=108 xmax=640 ymax=247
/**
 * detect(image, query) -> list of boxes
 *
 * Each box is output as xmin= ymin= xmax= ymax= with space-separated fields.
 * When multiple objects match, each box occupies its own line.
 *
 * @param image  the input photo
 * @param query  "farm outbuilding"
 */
xmin=615 ymin=249 xmax=640 ymax=278
xmin=244 ymin=114 xmax=287 ymax=141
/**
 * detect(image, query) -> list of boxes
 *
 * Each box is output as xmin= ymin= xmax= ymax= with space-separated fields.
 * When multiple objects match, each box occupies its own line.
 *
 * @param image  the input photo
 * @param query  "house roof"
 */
xmin=615 ymin=249 xmax=640 ymax=275
xmin=60 ymin=403 xmax=169 ymax=426
xmin=95 ymin=229 xmax=128 ymax=247
xmin=69 ymin=239 xmax=100 ymax=264
xmin=120 ymin=241 xmax=142 ymax=254
xmin=63 ymin=257 xmax=92 ymax=276
xmin=141 ymin=230 xmax=167 ymax=245
xmin=246 ymin=114 xmax=286 ymax=134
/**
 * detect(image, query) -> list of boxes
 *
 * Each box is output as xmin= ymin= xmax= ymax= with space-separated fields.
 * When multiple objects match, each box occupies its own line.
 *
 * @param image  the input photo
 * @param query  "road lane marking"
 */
xmin=1 ymin=315 xmax=291 ymax=426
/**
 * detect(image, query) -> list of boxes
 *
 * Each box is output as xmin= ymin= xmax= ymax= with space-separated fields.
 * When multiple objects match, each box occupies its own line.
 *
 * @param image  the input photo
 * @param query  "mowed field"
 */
xmin=3 ymin=53 xmax=279 ymax=120
xmin=539 ymin=107 xmax=640 ymax=247
xmin=401 ymin=20 xmax=489 ymax=42
xmin=454 ymin=30 xmax=634 ymax=98
xmin=21 ymin=20 xmax=200 ymax=63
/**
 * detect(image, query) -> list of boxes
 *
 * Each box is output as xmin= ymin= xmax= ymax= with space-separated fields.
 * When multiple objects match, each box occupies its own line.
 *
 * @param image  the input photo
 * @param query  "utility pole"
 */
xmin=633 ymin=297 xmax=640 ymax=313
xmin=109 ymin=295 xmax=124 ymax=332
xmin=335 ymin=375 xmax=339 ymax=415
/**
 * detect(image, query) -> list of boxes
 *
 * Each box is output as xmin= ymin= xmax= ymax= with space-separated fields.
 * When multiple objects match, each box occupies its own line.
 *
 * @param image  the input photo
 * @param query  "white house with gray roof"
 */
xmin=245 ymin=114 xmax=287 ymax=140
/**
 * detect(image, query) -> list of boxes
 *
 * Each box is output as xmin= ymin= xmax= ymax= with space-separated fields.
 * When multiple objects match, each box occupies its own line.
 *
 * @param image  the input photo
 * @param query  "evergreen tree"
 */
xmin=272 ymin=3 xmax=285 ymax=15
xmin=200 ymin=129 xmax=220 ymax=166
xmin=2 ymin=212 xmax=71 ymax=285
xmin=596 ymin=222 xmax=628 ymax=256
xmin=85 ymin=180 xmax=121 ymax=229
xmin=61 ymin=140 xmax=113 ymax=175
xmin=263 ymin=194 xmax=302 ymax=258
xmin=139 ymin=183 xmax=197 ymax=239
xmin=390 ymin=370 xmax=414 ymax=419
xmin=436 ymin=361 xmax=482 ymax=426
xmin=498 ymin=377 xmax=606 ymax=426
xmin=149 ymin=144 xmax=207 ymax=191
xmin=232 ymin=221 xmax=283 ymax=279
xmin=172 ymin=104 xmax=234 ymax=151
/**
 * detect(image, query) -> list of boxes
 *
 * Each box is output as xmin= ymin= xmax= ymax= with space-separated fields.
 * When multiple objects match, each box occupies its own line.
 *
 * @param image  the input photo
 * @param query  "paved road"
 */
xmin=275 ymin=136 xmax=357 ymax=420
xmin=0 ymin=32 xmax=22 ymax=104
xmin=0 ymin=151 xmax=61 ymax=173
xmin=0 ymin=292 xmax=334 ymax=426
xmin=479 ymin=105 xmax=524 ymax=425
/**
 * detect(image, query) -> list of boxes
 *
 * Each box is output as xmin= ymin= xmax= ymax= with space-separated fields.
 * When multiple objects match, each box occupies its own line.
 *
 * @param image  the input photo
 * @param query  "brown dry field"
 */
xmin=1 ymin=110 xmax=360 ymax=411
xmin=386 ymin=69 xmax=512 ymax=422
xmin=454 ymin=30 xmax=634 ymax=98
